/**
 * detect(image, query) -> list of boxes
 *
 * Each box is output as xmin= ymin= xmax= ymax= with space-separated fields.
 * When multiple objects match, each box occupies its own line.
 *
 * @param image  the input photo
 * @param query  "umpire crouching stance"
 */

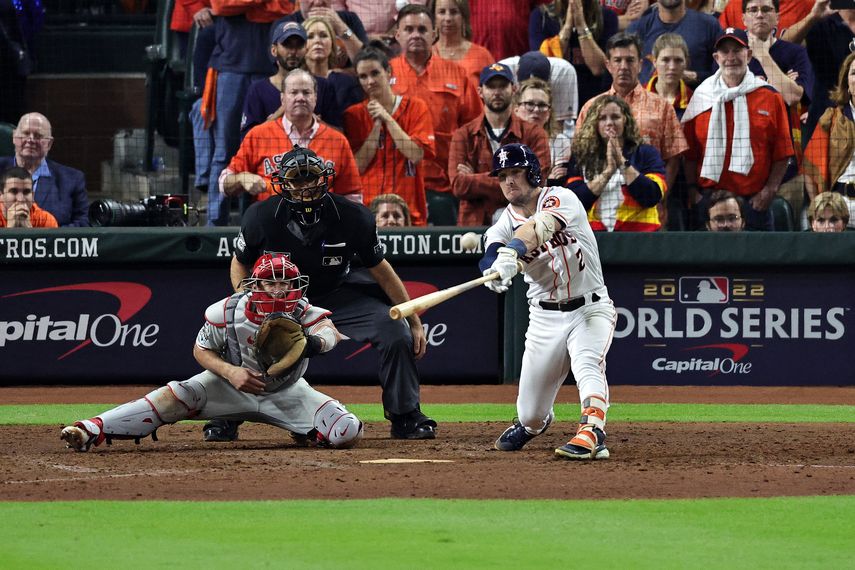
xmin=203 ymin=146 xmax=436 ymax=440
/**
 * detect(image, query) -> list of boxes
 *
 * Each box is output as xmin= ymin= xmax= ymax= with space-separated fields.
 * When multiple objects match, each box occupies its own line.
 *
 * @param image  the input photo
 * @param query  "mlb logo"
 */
xmin=322 ymin=256 xmax=343 ymax=266
xmin=679 ymin=277 xmax=729 ymax=304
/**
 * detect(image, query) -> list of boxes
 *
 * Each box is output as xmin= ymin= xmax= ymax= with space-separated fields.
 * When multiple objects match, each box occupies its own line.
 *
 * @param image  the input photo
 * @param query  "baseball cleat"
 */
xmin=495 ymin=414 xmax=552 ymax=451
xmin=554 ymin=427 xmax=609 ymax=460
xmin=390 ymin=410 xmax=437 ymax=440
xmin=60 ymin=418 xmax=104 ymax=452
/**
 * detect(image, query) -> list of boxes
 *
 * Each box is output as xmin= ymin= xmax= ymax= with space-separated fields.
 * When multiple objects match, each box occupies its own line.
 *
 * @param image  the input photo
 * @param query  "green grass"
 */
xmin=2 ymin=402 xmax=853 ymax=425
xmin=1 ymin=497 xmax=853 ymax=569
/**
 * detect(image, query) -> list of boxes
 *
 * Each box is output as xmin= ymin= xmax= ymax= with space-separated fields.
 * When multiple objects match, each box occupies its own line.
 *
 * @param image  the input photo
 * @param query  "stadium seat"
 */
xmin=144 ymin=0 xmax=180 ymax=170
xmin=427 ymin=190 xmax=459 ymax=226
xmin=0 ymin=122 xmax=15 ymax=157
xmin=771 ymin=195 xmax=795 ymax=231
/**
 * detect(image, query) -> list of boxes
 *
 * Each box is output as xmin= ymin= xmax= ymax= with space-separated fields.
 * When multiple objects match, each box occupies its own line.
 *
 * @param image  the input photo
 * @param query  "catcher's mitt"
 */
xmin=253 ymin=312 xmax=307 ymax=378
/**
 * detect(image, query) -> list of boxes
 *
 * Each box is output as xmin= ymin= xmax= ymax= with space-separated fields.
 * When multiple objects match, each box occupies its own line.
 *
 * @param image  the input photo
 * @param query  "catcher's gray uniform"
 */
xmin=61 ymin=291 xmax=362 ymax=451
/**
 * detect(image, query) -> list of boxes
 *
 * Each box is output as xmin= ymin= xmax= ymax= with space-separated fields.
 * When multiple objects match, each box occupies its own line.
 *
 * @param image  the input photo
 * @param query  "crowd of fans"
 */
xmin=2 ymin=0 xmax=855 ymax=232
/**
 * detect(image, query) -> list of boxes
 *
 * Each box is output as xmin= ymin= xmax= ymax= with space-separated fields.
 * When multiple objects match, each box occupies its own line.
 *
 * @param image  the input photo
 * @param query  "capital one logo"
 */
xmin=1 ymin=282 xmax=157 ymax=359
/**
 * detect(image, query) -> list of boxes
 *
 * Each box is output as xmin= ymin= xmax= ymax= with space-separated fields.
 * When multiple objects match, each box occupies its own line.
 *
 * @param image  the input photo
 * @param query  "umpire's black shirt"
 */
xmin=235 ymin=194 xmax=385 ymax=297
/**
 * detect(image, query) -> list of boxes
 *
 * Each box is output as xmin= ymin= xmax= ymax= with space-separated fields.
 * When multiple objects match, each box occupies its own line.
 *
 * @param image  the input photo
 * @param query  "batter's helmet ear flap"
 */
xmin=490 ymin=143 xmax=542 ymax=187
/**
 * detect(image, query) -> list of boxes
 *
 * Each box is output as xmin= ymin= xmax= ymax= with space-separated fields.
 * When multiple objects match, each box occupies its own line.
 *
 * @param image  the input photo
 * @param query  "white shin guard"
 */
xmin=314 ymin=400 xmax=363 ymax=449
xmin=98 ymin=380 xmax=206 ymax=438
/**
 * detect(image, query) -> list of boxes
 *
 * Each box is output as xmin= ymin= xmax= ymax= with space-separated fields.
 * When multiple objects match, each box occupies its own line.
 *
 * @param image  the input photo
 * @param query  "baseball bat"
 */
xmin=389 ymin=262 xmax=522 ymax=320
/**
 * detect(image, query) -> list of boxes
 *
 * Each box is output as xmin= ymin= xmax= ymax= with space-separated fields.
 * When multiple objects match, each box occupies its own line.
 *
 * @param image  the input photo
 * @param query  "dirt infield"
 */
xmin=3 ymin=386 xmax=855 ymax=502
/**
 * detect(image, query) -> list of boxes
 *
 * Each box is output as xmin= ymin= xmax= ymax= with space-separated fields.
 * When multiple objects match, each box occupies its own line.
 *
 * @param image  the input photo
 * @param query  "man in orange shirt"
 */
xmin=389 ymin=3 xmax=481 ymax=225
xmin=682 ymin=28 xmax=793 ymax=231
xmin=344 ymin=48 xmax=436 ymax=226
xmin=1 ymin=167 xmax=58 ymax=228
xmin=220 ymin=69 xmax=362 ymax=205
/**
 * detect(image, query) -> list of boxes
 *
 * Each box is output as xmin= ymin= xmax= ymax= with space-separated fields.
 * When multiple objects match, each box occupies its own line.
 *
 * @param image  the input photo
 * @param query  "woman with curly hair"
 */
xmin=563 ymin=95 xmax=666 ymax=231
xmin=804 ymin=51 xmax=855 ymax=230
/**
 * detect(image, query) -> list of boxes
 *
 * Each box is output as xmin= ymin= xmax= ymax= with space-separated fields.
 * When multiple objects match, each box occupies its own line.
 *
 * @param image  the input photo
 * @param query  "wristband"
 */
xmin=506 ymin=238 xmax=528 ymax=258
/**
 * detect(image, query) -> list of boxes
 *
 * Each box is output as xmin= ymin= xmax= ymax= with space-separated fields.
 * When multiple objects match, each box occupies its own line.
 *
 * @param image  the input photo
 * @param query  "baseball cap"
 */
xmin=271 ymin=21 xmax=307 ymax=45
xmin=517 ymin=51 xmax=551 ymax=82
xmin=714 ymin=27 xmax=749 ymax=50
xmin=479 ymin=63 xmax=515 ymax=86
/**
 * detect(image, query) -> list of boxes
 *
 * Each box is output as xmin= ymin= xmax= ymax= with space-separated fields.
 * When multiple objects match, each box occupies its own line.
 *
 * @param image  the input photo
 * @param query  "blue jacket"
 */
xmin=0 ymin=156 xmax=89 ymax=226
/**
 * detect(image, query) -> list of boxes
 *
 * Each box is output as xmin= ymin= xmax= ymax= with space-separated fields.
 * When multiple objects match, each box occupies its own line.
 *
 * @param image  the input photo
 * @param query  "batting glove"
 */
xmin=483 ymin=269 xmax=509 ymax=294
xmin=491 ymin=247 xmax=520 ymax=286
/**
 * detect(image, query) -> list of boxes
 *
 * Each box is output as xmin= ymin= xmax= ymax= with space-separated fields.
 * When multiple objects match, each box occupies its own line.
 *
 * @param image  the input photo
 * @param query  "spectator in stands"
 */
xmin=627 ymin=0 xmax=721 ymax=86
xmin=274 ymin=0 xmax=367 ymax=62
xmin=500 ymin=51 xmax=579 ymax=138
xmin=645 ymin=33 xmax=693 ymax=120
xmin=682 ymin=28 xmax=793 ymax=231
xmin=220 ymin=69 xmax=362 ymax=204
xmin=170 ymin=0 xmax=212 ymax=55
xmin=604 ymin=0 xmax=649 ymax=31
xmin=344 ymin=47 xmax=435 ymax=226
xmin=390 ymin=3 xmax=481 ymax=225
xmin=449 ymin=63 xmax=551 ymax=226
xmin=428 ymin=0 xmax=494 ymax=85
xmin=576 ymin=32 xmax=688 ymax=195
xmin=240 ymin=22 xmax=342 ymax=138
xmin=371 ymin=193 xmax=413 ymax=227
xmin=535 ymin=0 xmax=616 ymax=108
xmin=201 ymin=0 xmax=295 ymax=226
xmin=741 ymin=0 xmax=815 ymax=220
xmin=467 ymin=0 xmax=547 ymax=61
xmin=0 ymin=113 xmax=88 ymax=227
xmin=0 ymin=0 xmax=43 ymax=125
xmin=332 ymin=1 xmax=418 ymax=45
xmin=645 ymin=33 xmax=693 ymax=229
xmin=304 ymin=17 xmax=364 ymax=113
xmin=186 ymin=11 xmax=216 ymax=201
xmin=718 ymin=0 xmax=812 ymax=40
xmin=563 ymin=95 xmax=667 ymax=230
xmin=514 ymin=78 xmax=572 ymax=183
xmin=804 ymin=51 xmax=855 ymax=230
xmin=0 ymin=166 xmax=57 ymax=228
xmin=805 ymin=8 xmax=855 ymax=139
xmin=807 ymin=191 xmax=849 ymax=232
xmin=703 ymin=189 xmax=745 ymax=231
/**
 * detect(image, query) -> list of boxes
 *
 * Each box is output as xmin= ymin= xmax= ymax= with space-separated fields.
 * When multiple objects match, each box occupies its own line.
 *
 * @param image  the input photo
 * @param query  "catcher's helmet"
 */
xmin=245 ymin=253 xmax=309 ymax=317
xmin=271 ymin=146 xmax=335 ymax=226
xmin=489 ymin=143 xmax=542 ymax=187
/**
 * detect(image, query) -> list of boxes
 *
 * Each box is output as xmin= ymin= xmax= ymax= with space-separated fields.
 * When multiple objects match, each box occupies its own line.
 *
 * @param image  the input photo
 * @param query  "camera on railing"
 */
xmin=89 ymin=194 xmax=193 ymax=227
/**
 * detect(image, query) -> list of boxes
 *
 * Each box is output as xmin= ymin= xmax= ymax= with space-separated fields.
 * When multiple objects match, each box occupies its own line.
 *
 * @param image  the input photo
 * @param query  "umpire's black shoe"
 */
xmin=389 ymin=409 xmax=437 ymax=440
xmin=203 ymin=419 xmax=243 ymax=442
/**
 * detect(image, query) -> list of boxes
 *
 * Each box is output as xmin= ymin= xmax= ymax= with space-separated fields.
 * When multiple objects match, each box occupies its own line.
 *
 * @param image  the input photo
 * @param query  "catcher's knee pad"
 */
xmin=314 ymin=399 xmax=363 ymax=449
xmin=147 ymin=380 xmax=206 ymax=423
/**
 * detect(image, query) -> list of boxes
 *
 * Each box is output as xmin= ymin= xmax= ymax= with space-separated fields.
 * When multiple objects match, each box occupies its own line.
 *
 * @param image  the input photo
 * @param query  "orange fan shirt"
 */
xmin=343 ymin=96 xmax=436 ymax=226
xmin=0 ymin=203 xmax=59 ymax=228
xmin=227 ymin=118 xmax=362 ymax=203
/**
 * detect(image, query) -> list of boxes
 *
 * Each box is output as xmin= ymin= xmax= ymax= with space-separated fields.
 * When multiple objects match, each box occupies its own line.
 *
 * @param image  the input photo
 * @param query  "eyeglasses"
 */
xmin=519 ymin=101 xmax=551 ymax=112
xmin=13 ymin=132 xmax=51 ymax=142
xmin=711 ymin=214 xmax=741 ymax=224
xmin=745 ymin=6 xmax=775 ymax=14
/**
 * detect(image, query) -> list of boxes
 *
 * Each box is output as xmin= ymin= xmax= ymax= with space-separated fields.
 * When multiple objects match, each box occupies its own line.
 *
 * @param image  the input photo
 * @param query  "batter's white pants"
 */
xmin=516 ymin=297 xmax=616 ymax=432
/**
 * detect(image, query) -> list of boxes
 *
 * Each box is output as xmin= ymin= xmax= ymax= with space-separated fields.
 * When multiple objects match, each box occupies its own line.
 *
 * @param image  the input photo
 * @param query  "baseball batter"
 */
xmin=60 ymin=253 xmax=363 ymax=452
xmin=480 ymin=143 xmax=616 ymax=459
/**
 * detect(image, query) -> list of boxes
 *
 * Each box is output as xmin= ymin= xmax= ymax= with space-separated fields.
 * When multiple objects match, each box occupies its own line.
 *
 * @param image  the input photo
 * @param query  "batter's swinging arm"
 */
xmin=388 ymin=262 xmax=523 ymax=320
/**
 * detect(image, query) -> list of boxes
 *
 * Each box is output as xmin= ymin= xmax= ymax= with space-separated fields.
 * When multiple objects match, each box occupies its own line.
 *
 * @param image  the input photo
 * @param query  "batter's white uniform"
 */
xmin=89 ymin=292 xmax=352 ymax=439
xmin=484 ymin=185 xmax=617 ymax=432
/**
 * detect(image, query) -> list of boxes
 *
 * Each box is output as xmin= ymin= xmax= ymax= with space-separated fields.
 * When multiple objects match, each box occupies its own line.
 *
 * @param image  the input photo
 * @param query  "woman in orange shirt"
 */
xmin=428 ymin=0 xmax=494 ymax=85
xmin=343 ymin=48 xmax=437 ymax=226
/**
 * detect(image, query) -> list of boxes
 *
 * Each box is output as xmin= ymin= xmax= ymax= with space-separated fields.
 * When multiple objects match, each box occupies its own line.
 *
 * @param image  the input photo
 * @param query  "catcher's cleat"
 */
xmin=290 ymin=429 xmax=330 ymax=448
xmin=554 ymin=426 xmax=609 ymax=460
xmin=60 ymin=418 xmax=104 ymax=452
xmin=203 ymin=419 xmax=242 ymax=442
xmin=390 ymin=409 xmax=437 ymax=440
xmin=495 ymin=414 xmax=553 ymax=451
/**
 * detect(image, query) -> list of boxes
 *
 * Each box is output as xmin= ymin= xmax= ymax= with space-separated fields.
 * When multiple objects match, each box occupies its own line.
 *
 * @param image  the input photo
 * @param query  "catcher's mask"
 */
xmin=245 ymin=253 xmax=309 ymax=317
xmin=271 ymin=146 xmax=335 ymax=226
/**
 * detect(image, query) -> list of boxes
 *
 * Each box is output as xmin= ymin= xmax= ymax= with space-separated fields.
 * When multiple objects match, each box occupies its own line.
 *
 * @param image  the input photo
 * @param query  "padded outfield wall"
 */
xmin=0 ymin=228 xmax=853 ymax=386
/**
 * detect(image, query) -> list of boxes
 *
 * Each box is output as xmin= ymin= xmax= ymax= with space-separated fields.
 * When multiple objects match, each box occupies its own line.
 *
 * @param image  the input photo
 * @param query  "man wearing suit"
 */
xmin=0 ymin=112 xmax=89 ymax=227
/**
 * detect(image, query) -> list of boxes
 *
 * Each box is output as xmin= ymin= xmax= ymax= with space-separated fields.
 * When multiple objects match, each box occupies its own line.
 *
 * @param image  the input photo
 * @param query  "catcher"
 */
xmin=60 ymin=253 xmax=363 ymax=452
